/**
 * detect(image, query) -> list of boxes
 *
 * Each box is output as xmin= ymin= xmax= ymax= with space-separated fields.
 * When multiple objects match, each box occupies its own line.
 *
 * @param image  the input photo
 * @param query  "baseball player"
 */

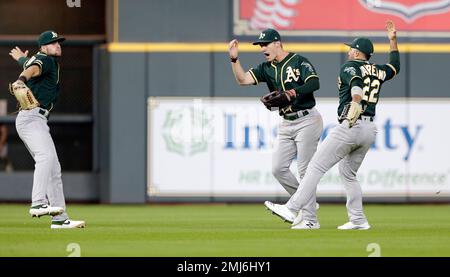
xmin=9 ymin=30 xmax=85 ymax=229
xmin=265 ymin=21 xmax=400 ymax=229
xmin=229 ymin=28 xmax=323 ymax=218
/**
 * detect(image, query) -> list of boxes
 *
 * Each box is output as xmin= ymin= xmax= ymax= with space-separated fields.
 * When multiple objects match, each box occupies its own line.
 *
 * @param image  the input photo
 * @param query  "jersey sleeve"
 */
xmin=378 ymin=64 xmax=396 ymax=81
xmin=379 ymin=51 xmax=400 ymax=81
xmin=299 ymin=58 xmax=318 ymax=83
xmin=17 ymin=57 xmax=29 ymax=69
xmin=248 ymin=63 xmax=266 ymax=85
xmin=24 ymin=55 xmax=52 ymax=75
xmin=340 ymin=62 xmax=362 ymax=86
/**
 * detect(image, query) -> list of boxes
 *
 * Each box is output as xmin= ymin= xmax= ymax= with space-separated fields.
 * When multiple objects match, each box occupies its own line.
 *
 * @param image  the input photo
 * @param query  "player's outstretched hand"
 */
xmin=9 ymin=46 xmax=28 ymax=62
xmin=229 ymin=39 xmax=239 ymax=59
xmin=386 ymin=20 xmax=397 ymax=40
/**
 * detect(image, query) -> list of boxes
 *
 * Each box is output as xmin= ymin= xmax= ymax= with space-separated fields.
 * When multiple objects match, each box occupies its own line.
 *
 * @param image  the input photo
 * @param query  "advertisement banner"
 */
xmin=148 ymin=97 xmax=450 ymax=198
xmin=234 ymin=0 xmax=450 ymax=37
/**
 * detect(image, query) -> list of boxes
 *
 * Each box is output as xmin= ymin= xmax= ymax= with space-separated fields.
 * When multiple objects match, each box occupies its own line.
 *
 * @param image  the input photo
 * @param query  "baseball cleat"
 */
xmin=291 ymin=220 xmax=320 ymax=230
xmin=337 ymin=221 xmax=371 ymax=230
xmin=51 ymin=219 xmax=86 ymax=229
xmin=29 ymin=204 xmax=64 ymax=218
xmin=292 ymin=212 xmax=302 ymax=226
xmin=264 ymin=201 xmax=296 ymax=223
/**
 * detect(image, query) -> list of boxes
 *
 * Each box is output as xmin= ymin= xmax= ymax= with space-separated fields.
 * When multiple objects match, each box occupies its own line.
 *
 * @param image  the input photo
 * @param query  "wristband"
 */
xmin=18 ymin=76 xmax=28 ymax=83
xmin=230 ymin=57 xmax=238 ymax=63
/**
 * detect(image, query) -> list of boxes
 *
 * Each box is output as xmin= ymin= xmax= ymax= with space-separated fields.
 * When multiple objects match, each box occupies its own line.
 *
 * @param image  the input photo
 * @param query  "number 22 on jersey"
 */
xmin=362 ymin=77 xmax=380 ymax=103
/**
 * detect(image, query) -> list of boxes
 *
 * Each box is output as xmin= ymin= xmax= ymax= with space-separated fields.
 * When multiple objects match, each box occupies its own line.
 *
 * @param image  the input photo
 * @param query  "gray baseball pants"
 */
xmin=272 ymin=107 xmax=323 ymax=195
xmin=286 ymin=118 xmax=377 ymax=224
xmin=16 ymin=107 xmax=68 ymax=221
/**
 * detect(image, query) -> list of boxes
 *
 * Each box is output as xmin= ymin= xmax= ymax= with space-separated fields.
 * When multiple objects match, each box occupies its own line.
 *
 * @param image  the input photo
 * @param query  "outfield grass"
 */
xmin=0 ymin=203 xmax=449 ymax=257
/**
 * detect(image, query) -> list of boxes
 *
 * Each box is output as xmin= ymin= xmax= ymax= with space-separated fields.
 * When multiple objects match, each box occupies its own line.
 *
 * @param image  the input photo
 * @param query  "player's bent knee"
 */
xmin=339 ymin=166 xmax=357 ymax=182
xmin=35 ymin=153 xmax=58 ymax=165
xmin=272 ymin=165 xmax=289 ymax=178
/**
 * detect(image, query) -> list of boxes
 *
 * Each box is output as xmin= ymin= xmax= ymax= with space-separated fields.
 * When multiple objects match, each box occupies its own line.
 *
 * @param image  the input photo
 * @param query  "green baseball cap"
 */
xmin=345 ymin=37 xmax=374 ymax=57
xmin=38 ymin=30 xmax=66 ymax=47
xmin=252 ymin=28 xmax=281 ymax=45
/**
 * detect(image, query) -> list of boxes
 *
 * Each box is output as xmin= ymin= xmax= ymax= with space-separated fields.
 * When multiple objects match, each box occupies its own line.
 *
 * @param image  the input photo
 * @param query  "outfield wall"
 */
xmin=147 ymin=97 xmax=450 ymax=201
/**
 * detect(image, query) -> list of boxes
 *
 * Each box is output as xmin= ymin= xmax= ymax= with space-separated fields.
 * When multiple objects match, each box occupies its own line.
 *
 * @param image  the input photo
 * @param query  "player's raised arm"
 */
xmin=386 ymin=20 xmax=400 ymax=76
xmin=228 ymin=39 xmax=256 ymax=86
xmin=386 ymin=20 xmax=398 ymax=51
xmin=9 ymin=46 xmax=28 ymax=61
xmin=9 ymin=46 xmax=29 ymax=68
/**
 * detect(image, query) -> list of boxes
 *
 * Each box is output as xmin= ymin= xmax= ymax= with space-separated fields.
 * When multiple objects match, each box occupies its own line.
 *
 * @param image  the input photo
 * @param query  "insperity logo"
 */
xmin=359 ymin=0 xmax=450 ymax=22
xmin=162 ymin=106 xmax=213 ymax=156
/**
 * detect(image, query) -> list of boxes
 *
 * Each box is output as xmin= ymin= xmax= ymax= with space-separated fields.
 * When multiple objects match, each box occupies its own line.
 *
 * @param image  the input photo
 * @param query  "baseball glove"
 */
xmin=9 ymin=80 xmax=39 ymax=110
xmin=338 ymin=101 xmax=363 ymax=128
xmin=260 ymin=90 xmax=292 ymax=110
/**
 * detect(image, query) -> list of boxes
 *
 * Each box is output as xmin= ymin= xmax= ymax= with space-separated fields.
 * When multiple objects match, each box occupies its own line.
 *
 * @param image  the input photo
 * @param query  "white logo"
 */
xmin=66 ymin=242 xmax=81 ymax=257
xmin=366 ymin=243 xmax=381 ymax=257
xmin=284 ymin=66 xmax=300 ymax=83
xmin=301 ymin=62 xmax=314 ymax=73
xmin=344 ymin=67 xmax=357 ymax=76
xmin=67 ymin=0 xmax=81 ymax=8
xmin=250 ymin=0 xmax=300 ymax=29
xmin=359 ymin=0 xmax=450 ymax=22
xmin=259 ymin=33 xmax=266 ymax=39
xmin=51 ymin=32 xmax=58 ymax=38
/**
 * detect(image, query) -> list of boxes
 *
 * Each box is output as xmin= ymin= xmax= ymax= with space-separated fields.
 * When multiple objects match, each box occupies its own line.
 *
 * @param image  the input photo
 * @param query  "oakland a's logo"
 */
xmin=359 ymin=0 xmax=450 ymax=22
xmin=284 ymin=66 xmax=300 ymax=83
xmin=259 ymin=32 xmax=266 ymax=39
xmin=51 ymin=32 xmax=58 ymax=38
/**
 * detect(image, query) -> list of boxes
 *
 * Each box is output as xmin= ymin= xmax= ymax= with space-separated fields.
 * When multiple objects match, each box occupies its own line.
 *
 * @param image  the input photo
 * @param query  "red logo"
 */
xmin=359 ymin=0 xmax=450 ymax=22
xmin=248 ymin=0 xmax=300 ymax=30
xmin=234 ymin=0 xmax=450 ymax=36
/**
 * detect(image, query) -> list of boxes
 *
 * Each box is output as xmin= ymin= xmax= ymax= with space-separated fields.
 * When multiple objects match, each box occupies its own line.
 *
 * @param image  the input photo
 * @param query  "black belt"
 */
xmin=38 ymin=108 xmax=49 ymax=119
xmin=358 ymin=115 xmax=374 ymax=122
xmin=338 ymin=115 xmax=374 ymax=123
xmin=283 ymin=110 xmax=309 ymax=121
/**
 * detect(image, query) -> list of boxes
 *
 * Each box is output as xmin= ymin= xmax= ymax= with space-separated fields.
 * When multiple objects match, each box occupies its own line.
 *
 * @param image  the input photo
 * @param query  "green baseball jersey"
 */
xmin=249 ymin=53 xmax=318 ymax=111
xmin=22 ymin=52 xmax=61 ymax=110
xmin=337 ymin=59 xmax=397 ymax=117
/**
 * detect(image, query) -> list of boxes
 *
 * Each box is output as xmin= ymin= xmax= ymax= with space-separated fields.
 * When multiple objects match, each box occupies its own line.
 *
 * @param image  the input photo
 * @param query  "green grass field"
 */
xmin=0 ymin=203 xmax=449 ymax=257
